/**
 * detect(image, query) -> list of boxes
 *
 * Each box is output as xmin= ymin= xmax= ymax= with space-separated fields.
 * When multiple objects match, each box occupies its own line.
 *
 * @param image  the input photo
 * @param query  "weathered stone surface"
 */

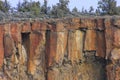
xmin=96 ymin=31 xmax=106 ymax=58
xmin=115 ymin=66 xmax=120 ymax=80
xmin=68 ymin=30 xmax=84 ymax=63
xmin=106 ymin=64 xmax=115 ymax=80
xmin=105 ymin=19 xmax=114 ymax=59
xmin=84 ymin=30 xmax=96 ymax=51
xmin=46 ymin=30 xmax=67 ymax=67
xmin=22 ymin=22 xmax=31 ymax=33
xmin=10 ymin=23 xmax=22 ymax=44
xmin=3 ymin=34 xmax=15 ymax=57
xmin=46 ymin=31 xmax=57 ymax=67
xmin=1 ymin=17 xmax=120 ymax=80
xmin=28 ymin=31 xmax=45 ymax=77
xmin=32 ymin=21 xmax=47 ymax=31
xmin=65 ymin=18 xmax=81 ymax=30
xmin=113 ymin=28 xmax=120 ymax=48
xmin=55 ymin=21 xmax=65 ymax=31
xmin=47 ymin=68 xmax=60 ymax=80
xmin=114 ymin=19 xmax=120 ymax=27
xmin=106 ymin=64 xmax=120 ymax=80
xmin=96 ymin=18 xmax=105 ymax=30
xmin=31 ymin=21 xmax=40 ymax=31
xmin=0 ymin=25 xmax=4 ymax=68
xmin=80 ymin=18 xmax=96 ymax=29
xmin=111 ymin=48 xmax=120 ymax=61
xmin=55 ymin=31 xmax=67 ymax=64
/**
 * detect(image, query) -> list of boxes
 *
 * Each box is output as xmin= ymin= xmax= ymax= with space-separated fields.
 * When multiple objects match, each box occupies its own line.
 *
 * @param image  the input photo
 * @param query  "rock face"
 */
xmin=0 ymin=17 xmax=120 ymax=80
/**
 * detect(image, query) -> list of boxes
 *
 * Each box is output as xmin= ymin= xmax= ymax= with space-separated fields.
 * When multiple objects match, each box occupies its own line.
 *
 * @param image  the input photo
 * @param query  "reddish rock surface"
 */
xmin=0 ymin=17 xmax=120 ymax=80
xmin=96 ymin=31 xmax=106 ymax=58
xmin=28 ymin=31 xmax=45 ymax=75
xmin=105 ymin=19 xmax=114 ymax=59
xmin=3 ymin=34 xmax=15 ymax=57
xmin=22 ymin=22 xmax=31 ymax=33
xmin=0 ymin=25 xmax=4 ymax=68
xmin=32 ymin=21 xmax=47 ymax=31
xmin=113 ymin=28 xmax=120 ymax=48
xmin=10 ymin=23 xmax=22 ymax=44
xmin=84 ymin=30 xmax=96 ymax=51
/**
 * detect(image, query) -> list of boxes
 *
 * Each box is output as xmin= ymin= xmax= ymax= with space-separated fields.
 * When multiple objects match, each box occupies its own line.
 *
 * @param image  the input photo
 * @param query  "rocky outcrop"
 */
xmin=0 ymin=17 xmax=120 ymax=80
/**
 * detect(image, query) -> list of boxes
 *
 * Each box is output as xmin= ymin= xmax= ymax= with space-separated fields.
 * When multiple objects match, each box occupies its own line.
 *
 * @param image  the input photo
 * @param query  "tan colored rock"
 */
xmin=28 ymin=31 xmax=45 ymax=75
xmin=55 ymin=21 xmax=65 ymax=31
xmin=96 ymin=18 xmax=105 ymax=30
xmin=65 ymin=18 xmax=81 ymax=30
xmin=96 ymin=31 xmax=106 ymax=58
xmin=10 ymin=23 xmax=22 ymax=44
xmin=46 ymin=30 xmax=67 ymax=67
xmin=3 ymin=34 xmax=15 ymax=57
xmin=32 ymin=21 xmax=47 ymax=31
xmin=115 ymin=66 xmax=120 ymax=80
xmin=4 ymin=24 xmax=11 ymax=34
xmin=114 ymin=19 xmax=120 ymax=27
xmin=106 ymin=64 xmax=114 ymax=80
xmin=105 ymin=19 xmax=114 ymax=59
xmin=31 ymin=21 xmax=40 ymax=31
xmin=111 ymin=48 xmax=120 ymax=61
xmin=80 ymin=18 xmax=96 ymax=29
xmin=22 ymin=22 xmax=31 ymax=33
xmin=55 ymin=31 xmax=67 ymax=64
xmin=68 ymin=30 xmax=84 ymax=63
xmin=113 ymin=28 xmax=120 ymax=48
xmin=47 ymin=68 xmax=60 ymax=80
xmin=84 ymin=30 xmax=96 ymax=51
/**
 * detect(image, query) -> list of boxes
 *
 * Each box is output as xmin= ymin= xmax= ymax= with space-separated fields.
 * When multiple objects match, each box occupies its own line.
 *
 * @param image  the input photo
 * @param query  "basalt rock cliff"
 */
xmin=0 ymin=16 xmax=119 ymax=80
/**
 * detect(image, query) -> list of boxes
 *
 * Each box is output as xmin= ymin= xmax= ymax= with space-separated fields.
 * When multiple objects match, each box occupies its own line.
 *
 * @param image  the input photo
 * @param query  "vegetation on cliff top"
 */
xmin=0 ymin=0 xmax=119 ymax=20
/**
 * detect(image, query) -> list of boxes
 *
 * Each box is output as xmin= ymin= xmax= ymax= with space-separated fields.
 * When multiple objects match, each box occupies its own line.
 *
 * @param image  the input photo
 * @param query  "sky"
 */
xmin=3 ymin=0 xmax=120 ymax=11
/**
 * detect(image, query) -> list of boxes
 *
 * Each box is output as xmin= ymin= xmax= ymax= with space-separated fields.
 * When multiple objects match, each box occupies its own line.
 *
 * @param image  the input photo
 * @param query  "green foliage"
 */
xmin=95 ymin=8 xmax=101 ymax=16
xmin=50 ymin=0 xmax=70 ymax=18
xmin=116 ymin=6 xmax=120 ymax=15
xmin=41 ymin=0 xmax=48 ymax=14
xmin=17 ymin=0 xmax=41 ymax=15
xmin=98 ymin=0 xmax=117 ymax=15
xmin=72 ymin=7 xmax=78 ymax=13
xmin=0 ymin=0 xmax=10 ymax=12
xmin=89 ymin=6 xmax=94 ymax=13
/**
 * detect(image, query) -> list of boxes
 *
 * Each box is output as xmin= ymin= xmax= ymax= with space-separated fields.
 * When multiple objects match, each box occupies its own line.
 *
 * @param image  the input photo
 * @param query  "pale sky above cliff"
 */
xmin=4 ymin=0 xmax=120 ymax=11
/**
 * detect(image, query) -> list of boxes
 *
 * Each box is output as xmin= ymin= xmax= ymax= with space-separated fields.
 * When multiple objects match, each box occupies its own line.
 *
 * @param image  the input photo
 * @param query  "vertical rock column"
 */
xmin=46 ymin=21 xmax=69 ymax=80
xmin=27 ymin=21 xmax=46 ymax=80
xmin=3 ymin=23 xmax=19 ymax=80
xmin=0 ymin=25 xmax=4 ymax=69
xmin=68 ymin=30 xmax=84 ymax=64
xmin=78 ymin=18 xmax=106 ymax=80
xmin=106 ymin=19 xmax=120 ymax=80
xmin=46 ymin=30 xmax=68 ymax=80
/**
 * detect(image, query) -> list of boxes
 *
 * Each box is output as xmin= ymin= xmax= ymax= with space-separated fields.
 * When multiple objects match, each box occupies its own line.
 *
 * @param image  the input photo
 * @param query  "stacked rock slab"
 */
xmin=0 ymin=17 xmax=120 ymax=80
